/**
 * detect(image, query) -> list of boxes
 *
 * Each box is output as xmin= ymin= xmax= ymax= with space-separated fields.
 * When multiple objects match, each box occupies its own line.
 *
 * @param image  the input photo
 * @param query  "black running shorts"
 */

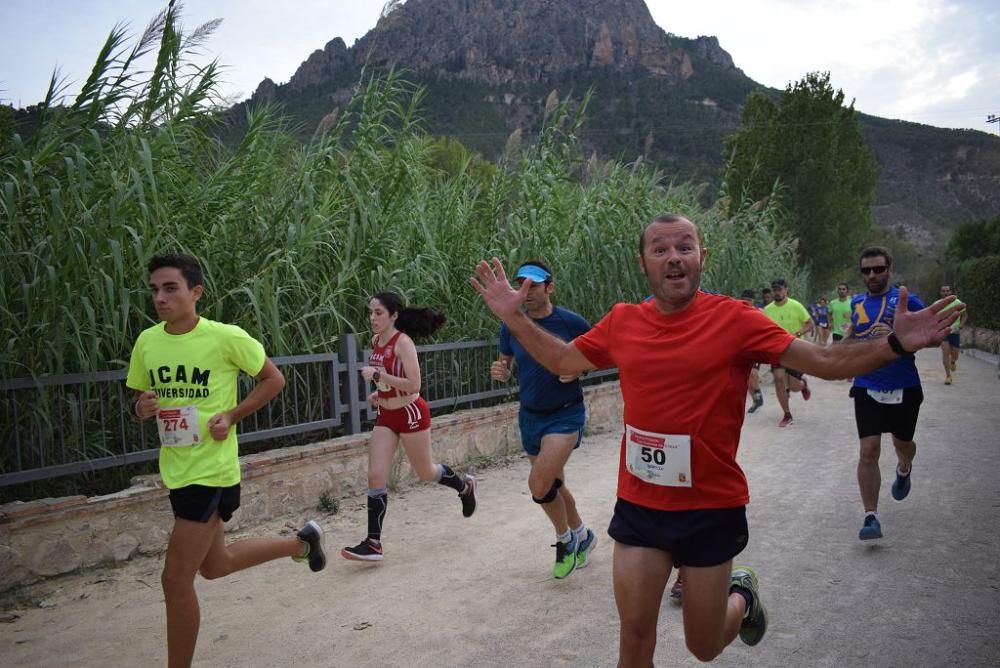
xmin=850 ymin=386 xmax=923 ymax=441
xmin=169 ymin=484 xmax=241 ymax=523
xmin=608 ymin=499 xmax=748 ymax=568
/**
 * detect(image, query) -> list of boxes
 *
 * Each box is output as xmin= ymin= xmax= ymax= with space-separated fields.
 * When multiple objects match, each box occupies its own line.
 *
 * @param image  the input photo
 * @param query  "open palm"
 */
xmin=470 ymin=257 xmax=530 ymax=320
xmin=893 ymin=287 xmax=962 ymax=351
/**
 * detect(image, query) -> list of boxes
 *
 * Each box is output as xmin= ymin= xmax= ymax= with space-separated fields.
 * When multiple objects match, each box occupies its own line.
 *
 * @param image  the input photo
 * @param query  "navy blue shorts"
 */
xmin=945 ymin=332 xmax=960 ymax=348
xmin=169 ymin=484 xmax=241 ymax=523
xmin=608 ymin=499 xmax=749 ymax=568
xmin=518 ymin=402 xmax=585 ymax=456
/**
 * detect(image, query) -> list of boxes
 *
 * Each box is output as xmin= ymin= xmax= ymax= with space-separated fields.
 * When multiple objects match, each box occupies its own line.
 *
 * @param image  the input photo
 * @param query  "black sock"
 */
xmin=367 ymin=493 xmax=387 ymax=542
xmin=437 ymin=464 xmax=467 ymax=493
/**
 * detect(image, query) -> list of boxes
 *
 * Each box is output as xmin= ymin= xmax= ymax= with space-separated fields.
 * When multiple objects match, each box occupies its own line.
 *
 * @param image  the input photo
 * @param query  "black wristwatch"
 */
xmin=372 ymin=370 xmax=381 ymax=383
xmin=886 ymin=332 xmax=911 ymax=356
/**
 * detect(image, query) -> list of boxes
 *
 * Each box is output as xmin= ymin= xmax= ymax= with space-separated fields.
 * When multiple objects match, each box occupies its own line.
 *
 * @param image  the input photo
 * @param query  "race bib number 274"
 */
xmin=157 ymin=406 xmax=200 ymax=447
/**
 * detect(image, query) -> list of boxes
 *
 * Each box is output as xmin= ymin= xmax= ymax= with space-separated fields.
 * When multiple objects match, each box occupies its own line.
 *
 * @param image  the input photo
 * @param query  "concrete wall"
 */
xmin=0 ymin=383 xmax=622 ymax=593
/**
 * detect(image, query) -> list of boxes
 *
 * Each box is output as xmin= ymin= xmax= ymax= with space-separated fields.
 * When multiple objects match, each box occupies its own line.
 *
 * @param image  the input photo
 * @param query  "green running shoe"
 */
xmin=730 ymin=566 xmax=767 ymax=646
xmin=552 ymin=536 xmax=578 ymax=579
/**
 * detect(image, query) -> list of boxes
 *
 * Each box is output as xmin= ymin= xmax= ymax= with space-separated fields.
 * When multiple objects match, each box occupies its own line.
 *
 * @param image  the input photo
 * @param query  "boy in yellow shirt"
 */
xmin=127 ymin=254 xmax=326 ymax=668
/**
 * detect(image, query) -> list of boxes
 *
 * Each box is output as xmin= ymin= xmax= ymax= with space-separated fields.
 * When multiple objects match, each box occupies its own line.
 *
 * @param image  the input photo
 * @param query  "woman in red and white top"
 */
xmin=341 ymin=291 xmax=477 ymax=562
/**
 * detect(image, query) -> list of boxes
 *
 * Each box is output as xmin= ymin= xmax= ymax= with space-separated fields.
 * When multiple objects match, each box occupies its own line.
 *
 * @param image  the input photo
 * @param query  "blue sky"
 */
xmin=1 ymin=0 xmax=997 ymax=133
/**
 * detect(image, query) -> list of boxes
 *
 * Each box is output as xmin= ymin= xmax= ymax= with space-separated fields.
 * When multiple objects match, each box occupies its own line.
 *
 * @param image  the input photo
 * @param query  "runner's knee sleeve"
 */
xmin=532 ymin=478 xmax=563 ymax=504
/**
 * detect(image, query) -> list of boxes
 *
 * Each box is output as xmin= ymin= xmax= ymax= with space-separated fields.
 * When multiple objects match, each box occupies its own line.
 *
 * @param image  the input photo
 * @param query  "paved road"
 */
xmin=3 ymin=349 xmax=999 ymax=667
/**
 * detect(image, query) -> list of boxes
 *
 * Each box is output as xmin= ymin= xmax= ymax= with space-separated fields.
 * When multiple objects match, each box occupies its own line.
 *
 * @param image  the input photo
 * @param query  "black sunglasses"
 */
xmin=860 ymin=266 xmax=889 ymax=276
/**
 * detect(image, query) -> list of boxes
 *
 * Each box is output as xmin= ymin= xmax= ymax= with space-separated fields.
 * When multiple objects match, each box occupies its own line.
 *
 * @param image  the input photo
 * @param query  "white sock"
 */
xmin=865 ymin=511 xmax=879 ymax=519
xmin=556 ymin=529 xmax=573 ymax=544
xmin=573 ymin=524 xmax=587 ymax=543
xmin=897 ymin=463 xmax=911 ymax=476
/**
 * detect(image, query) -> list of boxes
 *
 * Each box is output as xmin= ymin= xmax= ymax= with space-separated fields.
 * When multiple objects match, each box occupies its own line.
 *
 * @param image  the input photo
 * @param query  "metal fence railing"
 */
xmin=0 ymin=334 xmax=617 ymax=486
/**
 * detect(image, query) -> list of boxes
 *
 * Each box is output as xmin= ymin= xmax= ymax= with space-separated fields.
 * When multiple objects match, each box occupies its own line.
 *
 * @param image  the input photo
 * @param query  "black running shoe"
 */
xmin=294 ymin=520 xmax=327 ymax=572
xmin=460 ymin=475 xmax=477 ymax=518
xmin=669 ymin=576 xmax=683 ymax=605
xmin=731 ymin=566 xmax=767 ymax=646
xmin=341 ymin=538 xmax=384 ymax=562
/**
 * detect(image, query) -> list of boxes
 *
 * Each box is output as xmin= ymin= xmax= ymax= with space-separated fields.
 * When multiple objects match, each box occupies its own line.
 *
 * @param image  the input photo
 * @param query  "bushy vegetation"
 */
xmin=946 ymin=217 xmax=1000 ymax=330
xmin=723 ymin=72 xmax=879 ymax=290
xmin=0 ymin=5 xmax=804 ymax=502
xmin=1 ymin=4 xmax=800 ymax=382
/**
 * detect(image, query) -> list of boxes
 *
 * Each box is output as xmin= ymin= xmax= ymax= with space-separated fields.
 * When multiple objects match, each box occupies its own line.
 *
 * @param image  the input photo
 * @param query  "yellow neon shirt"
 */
xmin=126 ymin=318 xmax=266 ymax=489
xmin=763 ymin=299 xmax=812 ymax=336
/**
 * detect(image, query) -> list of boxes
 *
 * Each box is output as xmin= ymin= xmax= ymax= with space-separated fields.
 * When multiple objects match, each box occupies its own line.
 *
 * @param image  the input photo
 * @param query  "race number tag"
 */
xmin=157 ymin=406 xmax=200 ymax=447
xmin=624 ymin=425 xmax=692 ymax=488
xmin=868 ymin=389 xmax=903 ymax=405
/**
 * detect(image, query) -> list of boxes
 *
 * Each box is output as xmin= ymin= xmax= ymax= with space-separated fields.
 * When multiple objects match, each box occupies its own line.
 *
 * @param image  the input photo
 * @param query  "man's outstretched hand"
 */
xmin=893 ymin=287 xmax=963 ymax=352
xmin=470 ymin=257 xmax=530 ymax=321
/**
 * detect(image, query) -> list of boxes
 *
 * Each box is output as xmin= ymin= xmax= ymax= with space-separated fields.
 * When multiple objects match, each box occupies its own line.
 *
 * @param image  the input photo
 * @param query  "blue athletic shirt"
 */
xmin=815 ymin=304 xmax=830 ymax=327
xmin=850 ymin=286 xmax=924 ymax=390
xmin=499 ymin=306 xmax=591 ymax=411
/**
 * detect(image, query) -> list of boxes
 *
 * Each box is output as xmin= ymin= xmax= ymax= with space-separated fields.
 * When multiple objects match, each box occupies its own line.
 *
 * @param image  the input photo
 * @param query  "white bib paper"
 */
xmin=157 ymin=406 xmax=201 ymax=447
xmin=624 ymin=424 xmax=692 ymax=488
xmin=868 ymin=388 xmax=903 ymax=405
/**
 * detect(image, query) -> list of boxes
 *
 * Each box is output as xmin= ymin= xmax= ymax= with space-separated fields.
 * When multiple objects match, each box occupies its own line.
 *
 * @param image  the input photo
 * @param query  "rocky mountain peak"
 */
xmin=279 ymin=0 xmax=737 ymax=91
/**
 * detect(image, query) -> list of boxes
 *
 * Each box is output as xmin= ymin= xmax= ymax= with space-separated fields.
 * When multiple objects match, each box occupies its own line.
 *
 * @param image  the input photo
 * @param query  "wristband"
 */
xmin=886 ymin=332 xmax=911 ymax=356
xmin=132 ymin=396 xmax=143 ymax=419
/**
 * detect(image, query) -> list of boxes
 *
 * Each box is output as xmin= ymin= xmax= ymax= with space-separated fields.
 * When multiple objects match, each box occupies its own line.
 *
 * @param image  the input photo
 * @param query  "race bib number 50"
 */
xmin=624 ymin=425 xmax=692 ymax=488
xmin=157 ymin=406 xmax=200 ymax=447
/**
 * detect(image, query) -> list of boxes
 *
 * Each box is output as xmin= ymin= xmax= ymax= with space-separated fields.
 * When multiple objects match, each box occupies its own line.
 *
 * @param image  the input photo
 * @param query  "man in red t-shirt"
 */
xmin=471 ymin=214 xmax=960 ymax=665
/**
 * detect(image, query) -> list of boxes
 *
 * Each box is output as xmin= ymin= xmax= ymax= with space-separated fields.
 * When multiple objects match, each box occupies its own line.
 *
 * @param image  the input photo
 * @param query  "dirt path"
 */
xmin=3 ymin=350 xmax=998 ymax=667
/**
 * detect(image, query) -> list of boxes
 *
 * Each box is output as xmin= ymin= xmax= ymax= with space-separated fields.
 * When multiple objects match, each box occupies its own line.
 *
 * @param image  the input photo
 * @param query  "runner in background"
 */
xmin=938 ymin=285 xmax=968 ymax=385
xmin=341 ymin=291 xmax=477 ymax=562
xmin=490 ymin=261 xmax=597 ymax=579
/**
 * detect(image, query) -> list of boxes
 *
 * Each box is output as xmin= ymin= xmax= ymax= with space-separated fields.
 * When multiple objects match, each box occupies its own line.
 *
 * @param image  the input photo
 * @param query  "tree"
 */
xmin=947 ymin=216 xmax=1000 ymax=261
xmin=723 ymin=72 xmax=879 ymax=286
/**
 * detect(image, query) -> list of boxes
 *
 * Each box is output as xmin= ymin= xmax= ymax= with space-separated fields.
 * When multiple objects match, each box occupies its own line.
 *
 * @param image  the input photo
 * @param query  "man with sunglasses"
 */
xmin=842 ymin=247 xmax=924 ymax=540
xmin=489 ymin=260 xmax=597 ymax=579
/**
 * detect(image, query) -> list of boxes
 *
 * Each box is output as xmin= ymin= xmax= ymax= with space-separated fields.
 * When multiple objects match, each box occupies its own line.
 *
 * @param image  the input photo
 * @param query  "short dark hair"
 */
xmin=740 ymin=289 xmax=755 ymax=300
xmin=148 ymin=254 xmax=203 ymax=288
xmin=837 ymin=282 xmax=849 ymax=290
xmin=771 ymin=278 xmax=787 ymax=288
xmin=859 ymin=246 xmax=892 ymax=267
xmin=371 ymin=291 xmax=446 ymax=339
xmin=639 ymin=214 xmax=695 ymax=255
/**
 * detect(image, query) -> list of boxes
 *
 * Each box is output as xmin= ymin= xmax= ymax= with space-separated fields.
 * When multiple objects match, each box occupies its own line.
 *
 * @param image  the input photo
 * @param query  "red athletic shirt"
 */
xmin=370 ymin=331 xmax=407 ymax=399
xmin=573 ymin=293 xmax=794 ymax=511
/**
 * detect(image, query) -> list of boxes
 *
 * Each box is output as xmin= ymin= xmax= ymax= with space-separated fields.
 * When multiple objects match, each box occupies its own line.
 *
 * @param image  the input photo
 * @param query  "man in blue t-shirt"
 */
xmin=843 ymin=246 xmax=924 ymax=541
xmin=490 ymin=260 xmax=596 ymax=579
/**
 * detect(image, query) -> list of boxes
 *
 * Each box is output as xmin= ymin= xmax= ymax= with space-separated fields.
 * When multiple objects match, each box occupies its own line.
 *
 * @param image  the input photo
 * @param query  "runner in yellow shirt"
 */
xmin=938 ymin=284 xmax=968 ymax=384
xmin=127 ymin=254 xmax=326 ymax=668
xmin=763 ymin=278 xmax=813 ymax=427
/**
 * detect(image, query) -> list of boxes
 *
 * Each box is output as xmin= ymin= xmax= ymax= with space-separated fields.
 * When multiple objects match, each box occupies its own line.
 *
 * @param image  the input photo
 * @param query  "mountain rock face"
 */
xmin=278 ymin=0 xmax=736 ymax=93
xmin=248 ymin=0 xmax=1000 ymax=248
